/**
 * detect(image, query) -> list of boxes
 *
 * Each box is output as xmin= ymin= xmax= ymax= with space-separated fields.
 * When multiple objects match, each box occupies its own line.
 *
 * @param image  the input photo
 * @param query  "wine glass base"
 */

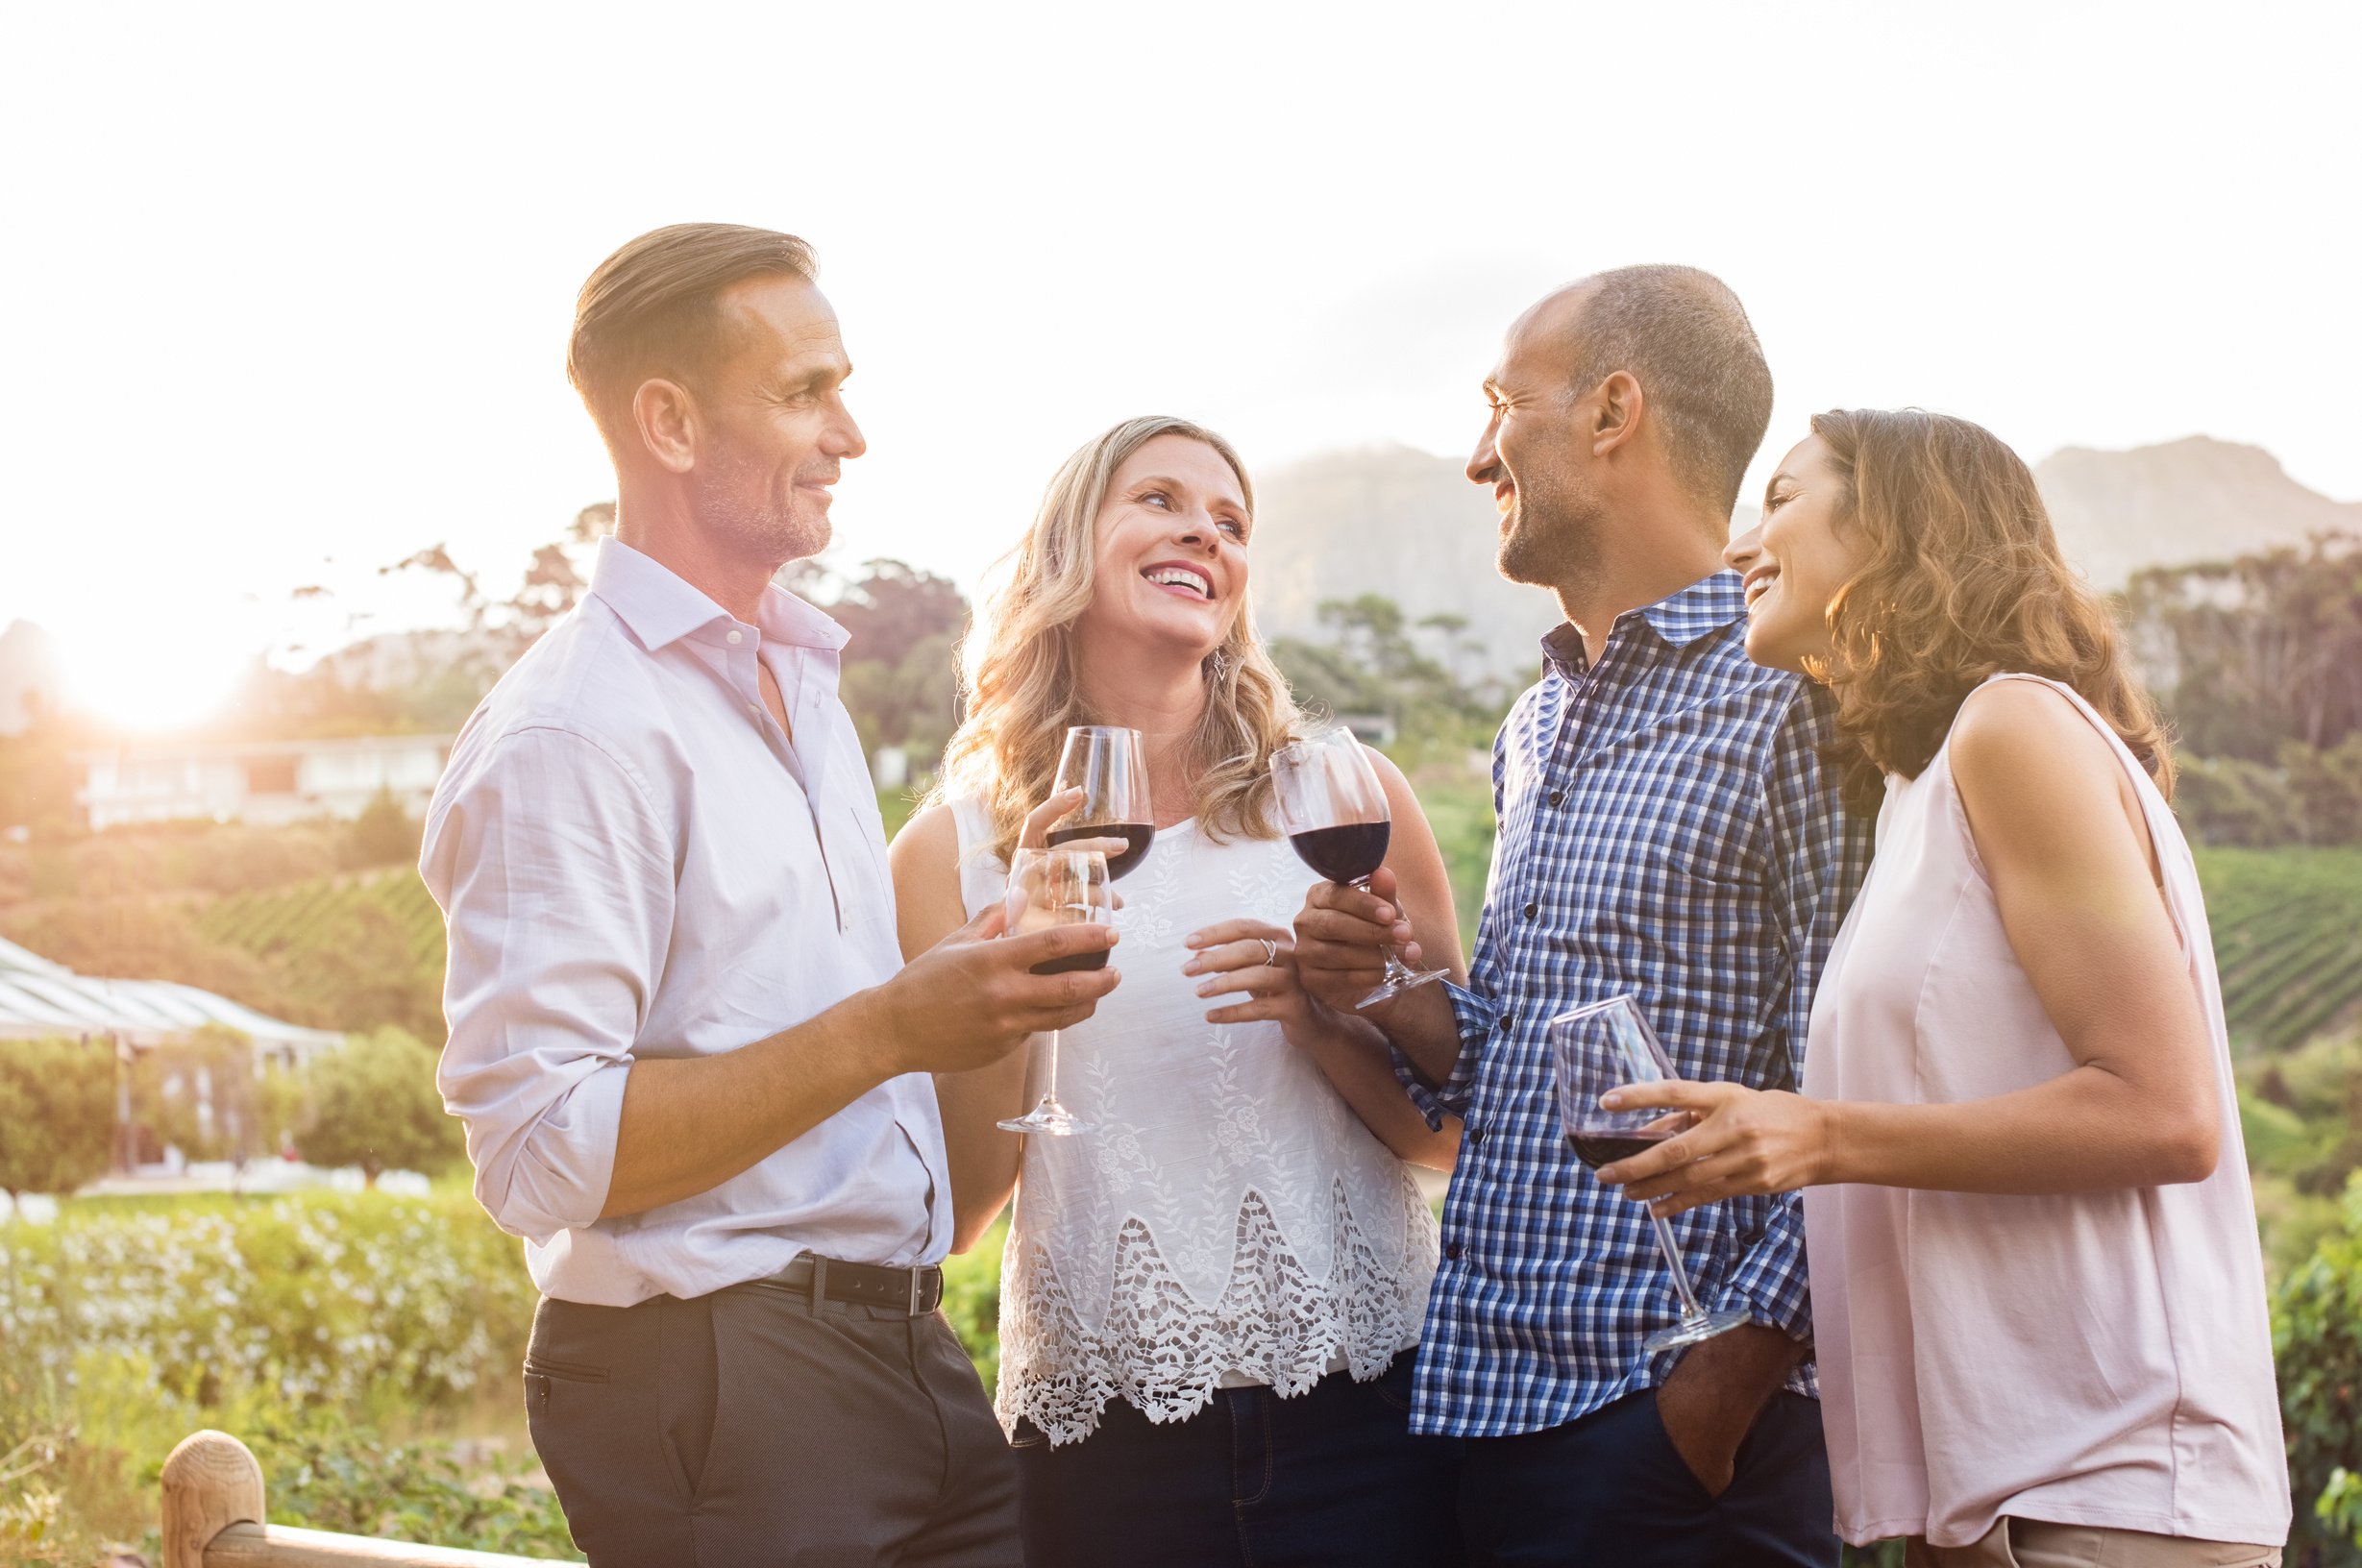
xmin=1357 ymin=966 xmax=1451 ymax=1011
xmin=997 ymin=1102 xmax=1092 ymax=1138
xmin=1643 ymin=1308 xmax=1752 ymax=1354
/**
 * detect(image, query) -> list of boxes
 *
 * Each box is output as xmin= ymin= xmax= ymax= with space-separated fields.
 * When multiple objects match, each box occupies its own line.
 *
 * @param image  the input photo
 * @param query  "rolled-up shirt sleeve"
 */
xmin=421 ymin=724 xmax=674 ymax=1244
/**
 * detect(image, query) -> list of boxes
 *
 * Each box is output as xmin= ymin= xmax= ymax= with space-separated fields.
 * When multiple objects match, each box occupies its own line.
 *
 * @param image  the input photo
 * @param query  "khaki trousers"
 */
xmin=1905 ymin=1519 xmax=2280 ymax=1568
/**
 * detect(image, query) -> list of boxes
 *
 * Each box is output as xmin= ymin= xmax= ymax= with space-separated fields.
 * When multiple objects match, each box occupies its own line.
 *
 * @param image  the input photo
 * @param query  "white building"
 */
xmin=77 ymin=733 xmax=454 ymax=830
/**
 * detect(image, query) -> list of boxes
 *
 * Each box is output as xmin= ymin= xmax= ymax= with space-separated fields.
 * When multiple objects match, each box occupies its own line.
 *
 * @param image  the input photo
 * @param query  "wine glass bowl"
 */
xmin=1048 ymin=726 xmax=1155 ymax=879
xmin=1268 ymin=727 xmax=1448 ymax=1009
xmin=1545 ymin=995 xmax=1751 ymax=1354
xmin=996 ymin=846 xmax=1113 ymax=1138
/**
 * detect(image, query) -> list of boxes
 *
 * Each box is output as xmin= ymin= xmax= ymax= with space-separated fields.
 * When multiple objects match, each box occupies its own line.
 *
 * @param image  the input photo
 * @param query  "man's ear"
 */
xmin=631 ymin=378 xmax=700 ymax=475
xmin=1591 ymin=370 xmax=1645 ymax=458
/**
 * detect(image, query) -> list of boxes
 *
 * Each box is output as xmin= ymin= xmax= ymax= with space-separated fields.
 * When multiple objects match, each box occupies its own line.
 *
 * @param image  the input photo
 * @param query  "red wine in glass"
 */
xmin=1569 ymin=1127 xmax=1672 ymax=1168
xmin=1545 ymin=996 xmax=1749 ymax=1353
xmin=1268 ymin=728 xmax=1446 ymax=1009
xmin=1048 ymin=822 xmax=1154 ymax=880
xmin=996 ymin=846 xmax=1112 ymax=1138
xmin=1051 ymin=726 xmax=1155 ymax=880
xmin=1287 ymin=821 xmax=1390 ymax=885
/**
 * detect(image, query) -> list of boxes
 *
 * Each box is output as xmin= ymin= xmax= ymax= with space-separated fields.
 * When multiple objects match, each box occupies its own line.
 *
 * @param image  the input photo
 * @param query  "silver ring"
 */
xmin=1259 ymin=938 xmax=1280 ymax=967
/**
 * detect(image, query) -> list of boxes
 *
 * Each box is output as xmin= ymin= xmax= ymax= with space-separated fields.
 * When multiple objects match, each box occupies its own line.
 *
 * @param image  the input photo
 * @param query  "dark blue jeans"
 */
xmin=1458 ymin=1388 xmax=1836 ymax=1568
xmin=1013 ymin=1351 xmax=1464 ymax=1568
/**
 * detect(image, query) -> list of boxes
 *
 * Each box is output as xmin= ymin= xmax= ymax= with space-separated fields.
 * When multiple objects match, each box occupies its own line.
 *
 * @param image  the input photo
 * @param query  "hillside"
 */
xmin=1251 ymin=437 xmax=2360 ymax=679
xmin=2036 ymin=436 xmax=2362 ymax=591
xmin=1250 ymin=446 xmax=1565 ymax=677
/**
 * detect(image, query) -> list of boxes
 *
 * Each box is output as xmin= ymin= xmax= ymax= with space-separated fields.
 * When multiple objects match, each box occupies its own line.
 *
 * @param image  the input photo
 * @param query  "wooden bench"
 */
xmin=160 ymin=1431 xmax=585 ymax=1567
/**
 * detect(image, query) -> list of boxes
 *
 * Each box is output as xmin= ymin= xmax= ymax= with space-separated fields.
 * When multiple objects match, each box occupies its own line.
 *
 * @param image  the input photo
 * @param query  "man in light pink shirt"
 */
xmin=423 ymin=224 xmax=1119 ymax=1565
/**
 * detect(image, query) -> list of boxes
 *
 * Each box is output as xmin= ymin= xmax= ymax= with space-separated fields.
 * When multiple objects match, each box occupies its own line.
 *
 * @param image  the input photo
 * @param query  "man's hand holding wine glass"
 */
xmin=873 ymin=898 xmax=1120 ymax=1078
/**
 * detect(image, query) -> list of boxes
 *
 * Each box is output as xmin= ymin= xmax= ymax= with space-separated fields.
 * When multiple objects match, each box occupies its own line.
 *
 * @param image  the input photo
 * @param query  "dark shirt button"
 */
xmin=1443 ymin=1241 xmax=1465 ymax=1262
xmin=1521 ymin=901 xmax=1538 ymax=919
xmin=1500 ymin=1013 xmax=1516 ymax=1033
xmin=1466 ymin=1125 xmax=1485 ymax=1146
xmin=1547 ymin=789 xmax=1563 ymax=806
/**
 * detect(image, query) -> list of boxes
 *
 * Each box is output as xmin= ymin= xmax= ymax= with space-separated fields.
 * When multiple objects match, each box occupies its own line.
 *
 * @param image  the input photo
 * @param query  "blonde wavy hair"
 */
xmin=1807 ymin=407 xmax=2174 ymax=816
xmin=930 ymin=415 xmax=1305 ymax=862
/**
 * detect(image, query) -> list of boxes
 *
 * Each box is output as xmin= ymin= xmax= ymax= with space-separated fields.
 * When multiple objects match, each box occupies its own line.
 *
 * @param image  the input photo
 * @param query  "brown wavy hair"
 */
xmin=1805 ymin=408 xmax=2173 ymax=816
xmin=929 ymin=415 xmax=1305 ymax=862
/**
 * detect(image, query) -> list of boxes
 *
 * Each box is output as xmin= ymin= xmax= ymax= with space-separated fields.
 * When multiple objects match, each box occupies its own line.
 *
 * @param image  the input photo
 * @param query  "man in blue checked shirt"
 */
xmin=1293 ymin=266 xmax=1872 ymax=1566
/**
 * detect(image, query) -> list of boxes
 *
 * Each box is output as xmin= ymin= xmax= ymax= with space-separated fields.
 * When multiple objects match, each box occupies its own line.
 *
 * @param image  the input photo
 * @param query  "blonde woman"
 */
xmin=890 ymin=415 xmax=1464 ymax=1566
xmin=1603 ymin=410 xmax=2289 ymax=1565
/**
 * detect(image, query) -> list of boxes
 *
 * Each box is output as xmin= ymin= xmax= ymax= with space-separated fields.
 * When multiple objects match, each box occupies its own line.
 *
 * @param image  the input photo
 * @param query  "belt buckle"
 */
xmin=908 ymin=1266 xmax=923 ymax=1315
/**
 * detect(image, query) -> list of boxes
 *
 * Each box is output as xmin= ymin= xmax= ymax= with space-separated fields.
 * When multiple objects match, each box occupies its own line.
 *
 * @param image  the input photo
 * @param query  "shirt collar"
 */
xmin=1538 ymin=570 xmax=1744 ymax=677
xmin=590 ymin=537 xmax=849 ymax=655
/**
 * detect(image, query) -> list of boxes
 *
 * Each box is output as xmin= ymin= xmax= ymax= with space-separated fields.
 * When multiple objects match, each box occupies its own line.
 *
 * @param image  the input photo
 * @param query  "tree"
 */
xmin=0 ymin=1038 xmax=116 ymax=1197
xmin=343 ymin=786 xmax=421 ymax=869
xmin=2122 ymin=533 xmax=2362 ymax=761
xmin=294 ymin=1027 xmax=464 ymax=1186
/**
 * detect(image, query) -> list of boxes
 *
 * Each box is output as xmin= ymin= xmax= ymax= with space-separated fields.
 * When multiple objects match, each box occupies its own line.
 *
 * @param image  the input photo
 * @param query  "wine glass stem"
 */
xmin=1350 ymin=875 xmax=1414 ymax=977
xmin=1647 ymin=1209 xmax=1710 ymax=1322
xmin=1039 ymin=1028 xmax=1062 ymax=1109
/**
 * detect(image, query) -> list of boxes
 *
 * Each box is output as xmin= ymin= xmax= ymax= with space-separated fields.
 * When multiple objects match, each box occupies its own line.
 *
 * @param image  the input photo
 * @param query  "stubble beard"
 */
xmin=1495 ymin=465 xmax=1603 ymax=604
xmin=694 ymin=444 xmax=830 ymax=573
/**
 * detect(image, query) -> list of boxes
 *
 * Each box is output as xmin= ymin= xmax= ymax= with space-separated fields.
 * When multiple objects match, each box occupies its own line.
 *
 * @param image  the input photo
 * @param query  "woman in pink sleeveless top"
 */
xmin=1596 ymin=409 xmax=2288 ymax=1566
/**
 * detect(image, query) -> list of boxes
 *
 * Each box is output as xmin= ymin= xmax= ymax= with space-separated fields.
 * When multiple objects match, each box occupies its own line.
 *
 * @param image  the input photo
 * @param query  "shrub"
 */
xmin=2276 ymin=1172 xmax=2362 ymax=1564
xmin=296 ymin=1029 xmax=463 ymax=1185
xmin=0 ymin=1038 xmax=114 ymax=1198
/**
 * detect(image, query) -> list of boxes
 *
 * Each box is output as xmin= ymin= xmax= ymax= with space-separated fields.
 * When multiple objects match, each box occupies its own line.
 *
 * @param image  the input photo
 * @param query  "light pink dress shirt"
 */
xmin=422 ymin=538 xmax=948 ymax=1308
xmin=1802 ymin=674 xmax=2288 ymax=1550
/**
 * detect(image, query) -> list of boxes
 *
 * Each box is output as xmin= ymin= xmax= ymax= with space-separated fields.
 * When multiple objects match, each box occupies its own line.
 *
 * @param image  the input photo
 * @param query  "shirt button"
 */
xmin=1547 ymin=789 xmax=1563 ymax=807
xmin=726 ymin=629 xmax=744 ymax=646
xmin=1521 ymin=901 xmax=1538 ymax=920
xmin=1466 ymin=1125 xmax=1485 ymax=1146
xmin=1443 ymin=1241 xmax=1465 ymax=1262
xmin=747 ymin=702 xmax=763 ymax=719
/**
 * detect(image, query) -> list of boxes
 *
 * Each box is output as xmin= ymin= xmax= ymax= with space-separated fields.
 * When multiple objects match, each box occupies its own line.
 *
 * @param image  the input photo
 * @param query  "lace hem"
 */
xmin=995 ymin=1178 xmax=1439 ymax=1445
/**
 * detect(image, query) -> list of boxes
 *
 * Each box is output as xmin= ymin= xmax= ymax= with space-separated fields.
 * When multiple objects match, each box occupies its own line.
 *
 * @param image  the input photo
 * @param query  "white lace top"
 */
xmin=950 ymin=798 xmax=1439 ymax=1445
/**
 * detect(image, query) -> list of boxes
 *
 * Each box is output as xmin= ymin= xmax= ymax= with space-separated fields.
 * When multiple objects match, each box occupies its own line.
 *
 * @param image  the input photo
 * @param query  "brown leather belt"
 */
xmin=738 ymin=1253 xmax=944 ymax=1316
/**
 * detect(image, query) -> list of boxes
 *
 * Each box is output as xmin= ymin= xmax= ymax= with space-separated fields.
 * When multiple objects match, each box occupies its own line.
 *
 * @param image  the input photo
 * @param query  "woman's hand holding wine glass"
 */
xmin=1591 ymin=1079 xmax=1835 ymax=1218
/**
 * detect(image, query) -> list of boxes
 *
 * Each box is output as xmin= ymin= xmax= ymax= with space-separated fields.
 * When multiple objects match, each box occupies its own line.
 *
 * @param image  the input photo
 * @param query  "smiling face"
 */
xmin=688 ymin=273 xmax=867 ymax=568
xmin=1729 ymin=432 xmax=1866 ymax=673
xmin=1070 ymin=432 xmax=1252 ymax=663
xmin=1469 ymin=286 xmax=1606 ymax=595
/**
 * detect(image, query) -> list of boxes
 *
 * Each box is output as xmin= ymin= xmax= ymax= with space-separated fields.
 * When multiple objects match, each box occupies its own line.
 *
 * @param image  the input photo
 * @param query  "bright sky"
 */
xmin=5 ymin=2 xmax=2357 ymax=728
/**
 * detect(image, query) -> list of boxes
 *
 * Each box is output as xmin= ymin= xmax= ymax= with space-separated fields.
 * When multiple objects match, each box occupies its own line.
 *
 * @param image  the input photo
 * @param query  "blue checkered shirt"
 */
xmin=1393 ymin=571 xmax=1870 ymax=1438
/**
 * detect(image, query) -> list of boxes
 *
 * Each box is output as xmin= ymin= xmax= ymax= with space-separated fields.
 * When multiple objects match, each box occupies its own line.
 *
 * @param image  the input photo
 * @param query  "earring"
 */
xmin=1206 ymin=649 xmax=1233 ymax=683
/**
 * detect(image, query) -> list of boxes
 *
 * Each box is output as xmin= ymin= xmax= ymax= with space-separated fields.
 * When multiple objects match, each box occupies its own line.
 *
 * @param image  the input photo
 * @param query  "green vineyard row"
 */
xmin=197 ymin=870 xmax=444 ymax=966
xmin=2199 ymin=847 xmax=2362 ymax=1052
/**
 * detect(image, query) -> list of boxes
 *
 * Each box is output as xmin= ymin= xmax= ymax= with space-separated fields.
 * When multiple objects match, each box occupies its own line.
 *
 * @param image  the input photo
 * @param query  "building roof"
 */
xmin=0 ymin=935 xmax=343 ymax=1051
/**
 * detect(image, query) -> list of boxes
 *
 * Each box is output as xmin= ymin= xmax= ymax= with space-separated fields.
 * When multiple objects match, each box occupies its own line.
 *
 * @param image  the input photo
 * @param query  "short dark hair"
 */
xmin=566 ymin=223 xmax=819 ymax=445
xmin=1564 ymin=264 xmax=1772 ymax=516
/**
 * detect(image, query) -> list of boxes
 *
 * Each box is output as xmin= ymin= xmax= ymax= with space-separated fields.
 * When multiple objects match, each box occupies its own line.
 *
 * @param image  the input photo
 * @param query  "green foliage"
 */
xmin=2178 ymin=754 xmax=2304 ymax=847
xmin=2274 ymin=1173 xmax=2362 ymax=1564
xmin=296 ymin=1028 xmax=463 ymax=1183
xmin=941 ymin=1217 xmax=1007 ymax=1385
xmin=343 ymin=786 xmax=423 ymax=870
xmin=194 ymin=870 xmax=447 ymax=1038
xmin=0 ymin=1039 xmax=114 ymax=1197
xmin=1273 ymin=594 xmax=1509 ymax=761
xmin=1 ymin=1189 xmax=549 ymax=1559
xmin=249 ymin=1413 xmax=576 ymax=1558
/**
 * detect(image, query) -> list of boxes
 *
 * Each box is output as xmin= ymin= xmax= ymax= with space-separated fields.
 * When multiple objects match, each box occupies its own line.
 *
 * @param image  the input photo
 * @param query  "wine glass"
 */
xmin=1546 ymin=995 xmax=1750 ymax=1353
xmin=1268 ymin=726 xmax=1448 ymax=1009
xmin=995 ymin=846 xmax=1114 ymax=1138
xmin=1047 ymin=726 xmax=1155 ymax=879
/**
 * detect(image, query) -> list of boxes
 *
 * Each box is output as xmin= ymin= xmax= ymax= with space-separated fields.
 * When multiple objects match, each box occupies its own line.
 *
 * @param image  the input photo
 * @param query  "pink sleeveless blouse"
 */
xmin=1801 ymin=674 xmax=2289 ymax=1550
